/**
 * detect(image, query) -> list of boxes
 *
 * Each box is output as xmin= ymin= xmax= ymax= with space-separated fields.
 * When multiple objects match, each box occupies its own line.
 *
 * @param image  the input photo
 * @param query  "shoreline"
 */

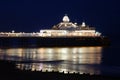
xmin=0 ymin=60 xmax=119 ymax=80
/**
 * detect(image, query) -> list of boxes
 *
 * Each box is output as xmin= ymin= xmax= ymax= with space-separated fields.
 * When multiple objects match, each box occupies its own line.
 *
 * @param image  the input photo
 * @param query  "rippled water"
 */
xmin=0 ymin=46 xmax=120 ymax=76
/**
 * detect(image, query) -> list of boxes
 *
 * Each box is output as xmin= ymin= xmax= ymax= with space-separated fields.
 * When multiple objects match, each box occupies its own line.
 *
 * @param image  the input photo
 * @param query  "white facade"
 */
xmin=39 ymin=29 xmax=101 ymax=37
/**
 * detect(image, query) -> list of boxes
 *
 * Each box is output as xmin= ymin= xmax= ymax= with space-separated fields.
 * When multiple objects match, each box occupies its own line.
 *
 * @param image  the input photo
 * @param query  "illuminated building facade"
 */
xmin=40 ymin=15 xmax=101 ymax=37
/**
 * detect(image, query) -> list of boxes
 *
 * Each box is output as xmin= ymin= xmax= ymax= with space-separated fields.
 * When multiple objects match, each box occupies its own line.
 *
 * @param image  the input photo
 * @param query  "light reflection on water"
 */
xmin=0 ymin=47 xmax=102 ymax=74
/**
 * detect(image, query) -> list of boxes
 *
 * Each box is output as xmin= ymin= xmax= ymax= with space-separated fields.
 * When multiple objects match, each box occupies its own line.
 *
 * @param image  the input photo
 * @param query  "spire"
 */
xmin=62 ymin=14 xmax=70 ymax=22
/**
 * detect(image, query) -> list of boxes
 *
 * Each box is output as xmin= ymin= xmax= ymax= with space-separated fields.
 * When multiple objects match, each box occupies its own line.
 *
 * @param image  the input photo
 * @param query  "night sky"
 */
xmin=0 ymin=0 xmax=119 ymax=36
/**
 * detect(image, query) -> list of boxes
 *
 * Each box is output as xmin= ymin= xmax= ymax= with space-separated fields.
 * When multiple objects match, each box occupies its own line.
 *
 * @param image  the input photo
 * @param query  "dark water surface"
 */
xmin=0 ymin=45 xmax=120 ymax=76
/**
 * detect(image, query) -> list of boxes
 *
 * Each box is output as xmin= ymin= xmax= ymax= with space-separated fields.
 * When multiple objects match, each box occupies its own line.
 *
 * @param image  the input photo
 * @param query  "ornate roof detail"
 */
xmin=52 ymin=15 xmax=95 ymax=30
xmin=52 ymin=15 xmax=78 ymax=30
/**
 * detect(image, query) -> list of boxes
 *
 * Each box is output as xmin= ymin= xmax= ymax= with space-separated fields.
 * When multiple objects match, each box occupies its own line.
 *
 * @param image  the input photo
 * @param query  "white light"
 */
xmin=63 ymin=15 xmax=70 ymax=22
xmin=82 ymin=22 xmax=86 ymax=27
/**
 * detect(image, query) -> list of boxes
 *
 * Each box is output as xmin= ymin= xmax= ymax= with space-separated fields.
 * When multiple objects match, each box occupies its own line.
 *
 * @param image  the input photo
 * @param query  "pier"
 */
xmin=0 ymin=35 xmax=110 ymax=47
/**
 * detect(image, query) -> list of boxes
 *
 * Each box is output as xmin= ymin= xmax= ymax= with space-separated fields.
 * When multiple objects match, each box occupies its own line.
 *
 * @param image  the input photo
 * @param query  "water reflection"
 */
xmin=0 ymin=47 xmax=102 ymax=74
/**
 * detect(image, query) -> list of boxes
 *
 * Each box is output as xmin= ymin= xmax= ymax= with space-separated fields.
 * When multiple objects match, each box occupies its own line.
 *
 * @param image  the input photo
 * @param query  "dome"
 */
xmin=81 ymin=22 xmax=86 ymax=27
xmin=62 ymin=15 xmax=70 ymax=22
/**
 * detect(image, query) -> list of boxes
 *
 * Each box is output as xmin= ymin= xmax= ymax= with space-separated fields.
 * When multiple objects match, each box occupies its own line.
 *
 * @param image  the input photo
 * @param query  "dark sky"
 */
xmin=0 ymin=0 xmax=119 ymax=36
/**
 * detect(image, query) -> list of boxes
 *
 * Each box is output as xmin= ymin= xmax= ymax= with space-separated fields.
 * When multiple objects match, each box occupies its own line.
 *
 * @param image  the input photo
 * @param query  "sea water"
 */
xmin=0 ymin=45 xmax=120 ymax=76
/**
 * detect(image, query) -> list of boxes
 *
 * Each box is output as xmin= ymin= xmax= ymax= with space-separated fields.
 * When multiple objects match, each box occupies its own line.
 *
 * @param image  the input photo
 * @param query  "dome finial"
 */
xmin=62 ymin=14 xmax=70 ymax=22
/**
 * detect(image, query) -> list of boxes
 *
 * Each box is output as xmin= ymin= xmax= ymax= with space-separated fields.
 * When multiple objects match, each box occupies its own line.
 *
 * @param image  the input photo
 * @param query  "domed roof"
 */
xmin=52 ymin=15 xmax=78 ymax=30
xmin=62 ymin=15 xmax=70 ymax=22
xmin=81 ymin=22 xmax=86 ymax=27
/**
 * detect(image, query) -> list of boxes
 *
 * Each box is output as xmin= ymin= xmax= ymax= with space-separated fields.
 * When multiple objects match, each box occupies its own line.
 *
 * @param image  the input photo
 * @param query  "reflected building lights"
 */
xmin=0 ymin=47 xmax=102 ymax=74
